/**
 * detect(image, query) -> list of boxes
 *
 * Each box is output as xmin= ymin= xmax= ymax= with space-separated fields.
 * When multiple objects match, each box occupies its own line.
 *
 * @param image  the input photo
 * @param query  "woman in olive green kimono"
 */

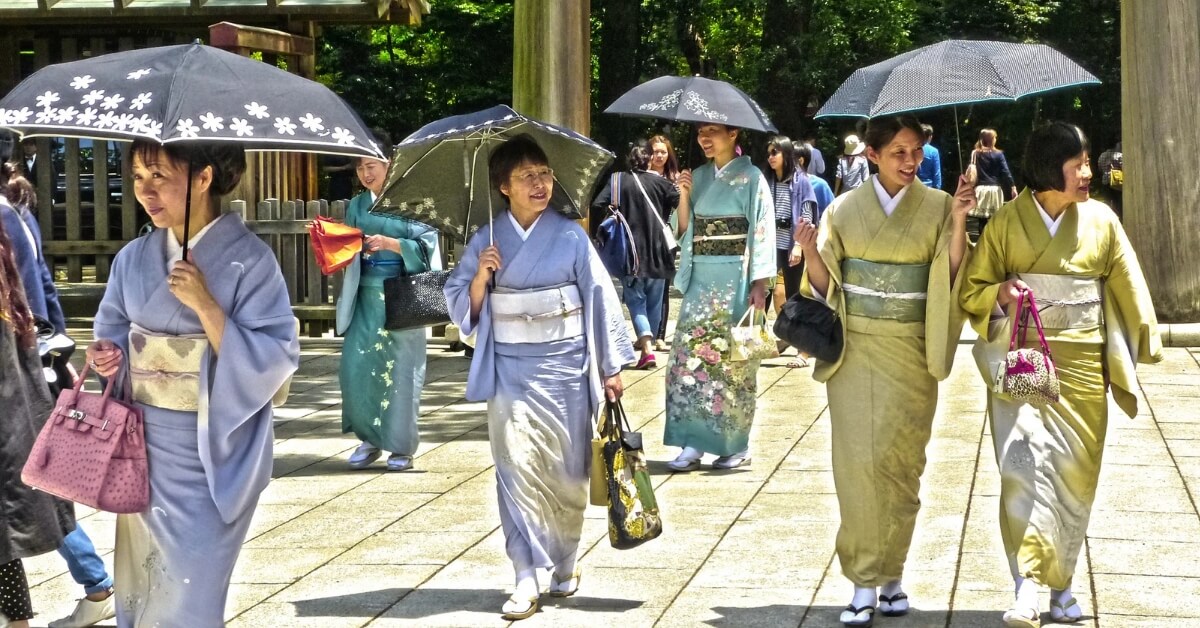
xmin=961 ymin=122 xmax=1162 ymax=628
xmin=795 ymin=115 xmax=974 ymax=627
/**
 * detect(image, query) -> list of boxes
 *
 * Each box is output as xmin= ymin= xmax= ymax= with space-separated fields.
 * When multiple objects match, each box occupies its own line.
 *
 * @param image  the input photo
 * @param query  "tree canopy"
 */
xmin=316 ymin=0 xmax=1120 ymax=181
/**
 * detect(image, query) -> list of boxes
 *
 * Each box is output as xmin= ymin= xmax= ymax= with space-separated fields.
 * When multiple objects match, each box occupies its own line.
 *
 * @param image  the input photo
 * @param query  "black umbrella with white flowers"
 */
xmin=0 ymin=41 xmax=382 ymax=159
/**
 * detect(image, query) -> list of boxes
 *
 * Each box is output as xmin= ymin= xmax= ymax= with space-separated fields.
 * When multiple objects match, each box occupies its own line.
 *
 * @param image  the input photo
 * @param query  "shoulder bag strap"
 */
xmin=631 ymin=172 xmax=677 ymax=247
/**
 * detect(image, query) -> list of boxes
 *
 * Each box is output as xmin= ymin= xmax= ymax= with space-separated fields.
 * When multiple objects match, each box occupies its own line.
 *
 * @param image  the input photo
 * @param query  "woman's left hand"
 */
xmin=603 ymin=374 xmax=624 ymax=402
xmin=364 ymin=234 xmax=400 ymax=254
xmin=951 ymin=174 xmax=976 ymax=220
xmin=749 ymin=280 xmax=768 ymax=310
xmin=168 ymin=255 xmax=217 ymax=313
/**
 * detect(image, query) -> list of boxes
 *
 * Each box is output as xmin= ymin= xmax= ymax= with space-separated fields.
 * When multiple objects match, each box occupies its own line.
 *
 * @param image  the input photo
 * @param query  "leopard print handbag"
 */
xmin=1000 ymin=289 xmax=1060 ymax=406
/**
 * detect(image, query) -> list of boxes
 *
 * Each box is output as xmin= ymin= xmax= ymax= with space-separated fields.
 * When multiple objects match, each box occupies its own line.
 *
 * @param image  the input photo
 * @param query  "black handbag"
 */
xmin=382 ymin=241 xmax=451 ymax=331
xmin=601 ymin=399 xmax=663 ymax=550
xmin=772 ymin=293 xmax=844 ymax=363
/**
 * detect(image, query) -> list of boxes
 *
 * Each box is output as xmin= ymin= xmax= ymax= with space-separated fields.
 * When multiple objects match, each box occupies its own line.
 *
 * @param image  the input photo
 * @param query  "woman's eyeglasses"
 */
xmin=511 ymin=168 xmax=555 ymax=186
xmin=768 ymin=149 xmax=780 ymax=157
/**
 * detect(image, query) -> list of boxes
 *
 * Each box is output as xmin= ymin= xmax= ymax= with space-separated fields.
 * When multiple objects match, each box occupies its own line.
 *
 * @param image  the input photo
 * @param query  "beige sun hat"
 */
xmin=843 ymin=134 xmax=865 ymax=156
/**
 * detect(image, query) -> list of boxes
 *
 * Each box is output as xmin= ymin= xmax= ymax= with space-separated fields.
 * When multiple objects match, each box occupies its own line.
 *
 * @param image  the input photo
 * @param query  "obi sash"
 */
xmin=1012 ymin=273 xmax=1102 ymax=330
xmin=490 ymin=284 xmax=584 ymax=344
xmin=128 ymin=323 xmax=294 ymax=411
xmin=129 ymin=324 xmax=207 ymax=411
xmin=841 ymin=258 xmax=930 ymax=322
xmin=692 ymin=216 xmax=749 ymax=256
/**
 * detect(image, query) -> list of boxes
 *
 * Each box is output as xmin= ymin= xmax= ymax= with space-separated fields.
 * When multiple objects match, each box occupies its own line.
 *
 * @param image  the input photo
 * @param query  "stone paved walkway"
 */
xmin=23 ymin=327 xmax=1200 ymax=627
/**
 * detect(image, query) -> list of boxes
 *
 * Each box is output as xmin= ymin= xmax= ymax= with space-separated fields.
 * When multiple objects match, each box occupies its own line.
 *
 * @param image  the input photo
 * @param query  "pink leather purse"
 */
xmin=21 ymin=364 xmax=149 ymax=514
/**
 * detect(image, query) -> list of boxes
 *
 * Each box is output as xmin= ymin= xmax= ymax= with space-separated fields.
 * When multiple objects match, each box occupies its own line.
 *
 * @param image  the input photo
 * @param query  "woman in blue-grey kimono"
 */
xmin=664 ymin=123 xmax=776 ymax=472
xmin=86 ymin=140 xmax=299 ymax=627
xmin=336 ymin=129 xmax=440 ymax=472
xmin=444 ymin=134 xmax=633 ymax=621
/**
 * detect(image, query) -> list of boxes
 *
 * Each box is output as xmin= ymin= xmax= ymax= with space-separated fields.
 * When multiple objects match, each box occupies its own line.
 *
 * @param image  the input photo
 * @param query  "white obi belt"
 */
xmin=490 ymin=284 xmax=584 ymax=344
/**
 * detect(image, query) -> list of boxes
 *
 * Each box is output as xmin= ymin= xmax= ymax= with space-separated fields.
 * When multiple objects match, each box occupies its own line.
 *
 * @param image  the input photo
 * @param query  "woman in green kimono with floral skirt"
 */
xmin=663 ymin=123 xmax=776 ymax=472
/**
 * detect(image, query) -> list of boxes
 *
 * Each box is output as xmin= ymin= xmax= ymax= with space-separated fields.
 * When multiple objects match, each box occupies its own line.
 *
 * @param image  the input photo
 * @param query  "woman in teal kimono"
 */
xmin=664 ymin=123 xmax=776 ymax=472
xmin=338 ymin=130 xmax=441 ymax=472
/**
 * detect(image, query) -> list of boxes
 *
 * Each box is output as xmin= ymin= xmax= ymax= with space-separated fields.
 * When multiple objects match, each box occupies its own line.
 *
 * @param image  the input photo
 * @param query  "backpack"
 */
xmin=594 ymin=173 xmax=639 ymax=276
xmin=1108 ymin=153 xmax=1124 ymax=191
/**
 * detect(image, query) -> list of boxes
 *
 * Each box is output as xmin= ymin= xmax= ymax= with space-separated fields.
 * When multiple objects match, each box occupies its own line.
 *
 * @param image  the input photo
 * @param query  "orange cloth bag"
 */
xmin=308 ymin=215 xmax=364 ymax=275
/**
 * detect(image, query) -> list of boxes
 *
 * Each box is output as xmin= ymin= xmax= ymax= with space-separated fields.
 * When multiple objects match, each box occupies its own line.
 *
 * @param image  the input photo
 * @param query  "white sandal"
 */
xmin=1049 ymin=595 xmax=1082 ymax=622
xmin=548 ymin=568 xmax=582 ymax=598
xmin=1003 ymin=604 xmax=1041 ymax=628
xmin=500 ymin=594 xmax=539 ymax=620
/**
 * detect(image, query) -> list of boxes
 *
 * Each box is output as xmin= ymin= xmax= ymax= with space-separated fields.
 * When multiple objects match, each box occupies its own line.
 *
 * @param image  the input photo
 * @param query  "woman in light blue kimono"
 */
xmin=444 ymin=134 xmax=633 ymax=621
xmin=664 ymin=123 xmax=775 ymax=472
xmin=337 ymin=129 xmax=441 ymax=472
xmin=86 ymin=141 xmax=299 ymax=627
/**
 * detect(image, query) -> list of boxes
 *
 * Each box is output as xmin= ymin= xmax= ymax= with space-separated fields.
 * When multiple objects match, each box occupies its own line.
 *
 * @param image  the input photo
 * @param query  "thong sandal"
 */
xmin=549 ymin=568 xmax=582 ymax=598
xmin=1003 ymin=605 xmax=1041 ymax=628
xmin=786 ymin=356 xmax=810 ymax=368
xmin=839 ymin=604 xmax=875 ymax=627
xmin=1049 ymin=596 xmax=1081 ymax=622
xmin=500 ymin=594 xmax=539 ymax=621
xmin=878 ymin=592 xmax=909 ymax=617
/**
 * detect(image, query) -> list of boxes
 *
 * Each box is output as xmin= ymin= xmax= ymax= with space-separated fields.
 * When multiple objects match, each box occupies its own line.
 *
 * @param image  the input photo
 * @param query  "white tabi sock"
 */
xmin=851 ymin=585 xmax=877 ymax=609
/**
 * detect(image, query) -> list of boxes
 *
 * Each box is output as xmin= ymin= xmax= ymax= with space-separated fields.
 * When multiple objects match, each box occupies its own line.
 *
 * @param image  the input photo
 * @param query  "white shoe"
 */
xmin=49 ymin=594 xmax=116 ymax=627
xmin=347 ymin=442 xmax=381 ymax=469
xmin=386 ymin=454 xmax=413 ymax=472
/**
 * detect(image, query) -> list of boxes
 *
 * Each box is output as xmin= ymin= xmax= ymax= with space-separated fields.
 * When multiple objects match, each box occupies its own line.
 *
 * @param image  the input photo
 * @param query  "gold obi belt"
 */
xmin=841 ymin=258 xmax=930 ymax=323
xmin=692 ymin=216 xmax=749 ymax=256
xmin=490 ymin=284 xmax=584 ymax=344
xmin=128 ymin=324 xmax=206 ymax=411
xmin=1011 ymin=273 xmax=1102 ymax=330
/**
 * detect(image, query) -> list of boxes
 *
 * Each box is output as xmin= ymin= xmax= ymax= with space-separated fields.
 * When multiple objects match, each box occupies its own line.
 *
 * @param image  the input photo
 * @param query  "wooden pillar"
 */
xmin=513 ymin=0 xmax=591 ymax=134
xmin=1122 ymin=0 xmax=1200 ymax=322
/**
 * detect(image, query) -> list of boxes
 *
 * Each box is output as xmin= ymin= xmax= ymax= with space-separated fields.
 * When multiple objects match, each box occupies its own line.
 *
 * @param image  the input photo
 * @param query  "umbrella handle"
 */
xmin=181 ymin=165 xmax=193 ymax=261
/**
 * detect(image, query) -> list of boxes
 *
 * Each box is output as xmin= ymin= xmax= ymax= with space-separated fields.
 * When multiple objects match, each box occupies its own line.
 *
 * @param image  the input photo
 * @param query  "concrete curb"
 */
xmin=1162 ymin=323 xmax=1200 ymax=347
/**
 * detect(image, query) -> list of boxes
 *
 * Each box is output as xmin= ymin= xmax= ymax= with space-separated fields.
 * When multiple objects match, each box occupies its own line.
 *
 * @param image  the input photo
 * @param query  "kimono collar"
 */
xmin=1030 ymin=193 xmax=1066 ymax=237
xmin=870 ymin=175 xmax=911 ymax=217
xmin=713 ymin=155 xmax=750 ymax=179
xmin=506 ymin=210 xmax=543 ymax=242
xmin=166 ymin=214 xmax=224 ymax=267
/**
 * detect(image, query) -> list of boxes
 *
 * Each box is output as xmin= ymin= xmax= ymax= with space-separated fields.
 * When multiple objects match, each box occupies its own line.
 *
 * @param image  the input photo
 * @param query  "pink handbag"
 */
xmin=21 ymin=364 xmax=149 ymax=514
xmin=1000 ymin=289 xmax=1061 ymax=405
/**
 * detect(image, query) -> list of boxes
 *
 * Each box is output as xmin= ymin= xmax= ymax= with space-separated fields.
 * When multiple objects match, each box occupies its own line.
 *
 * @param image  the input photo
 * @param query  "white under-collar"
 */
xmin=871 ymin=175 xmax=910 ymax=217
xmin=713 ymin=157 xmax=737 ymax=178
xmin=506 ymin=211 xmax=542 ymax=241
xmin=1031 ymin=194 xmax=1066 ymax=237
xmin=166 ymin=214 xmax=222 ymax=266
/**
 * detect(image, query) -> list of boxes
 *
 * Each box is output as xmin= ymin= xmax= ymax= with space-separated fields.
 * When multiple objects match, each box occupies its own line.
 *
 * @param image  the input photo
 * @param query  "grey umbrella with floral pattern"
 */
xmin=603 ymin=75 xmax=777 ymax=133
xmin=0 ymin=42 xmax=382 ymax=158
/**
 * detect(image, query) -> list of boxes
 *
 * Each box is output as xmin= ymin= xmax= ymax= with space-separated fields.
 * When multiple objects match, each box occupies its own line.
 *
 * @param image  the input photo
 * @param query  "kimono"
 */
xmin=801 ymin=177 xmax=966 ymax=587
xmin=664 ymin=156 xmax=775 ymax=457
xmin=444 ymin=210 xmax=633 ymax=573
xmin=95 ymin=214 xmax=299 ymax=627
xmin=961 ymin=191 xmax=1162 ymax=590
xmin=336 ymin=191 xmax=441 ymax=455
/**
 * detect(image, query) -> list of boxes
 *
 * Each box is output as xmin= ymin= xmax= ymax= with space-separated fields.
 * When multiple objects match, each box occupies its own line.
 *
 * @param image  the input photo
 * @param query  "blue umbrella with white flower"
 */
xmin=0 ymin=41 xmax=382 ymax=253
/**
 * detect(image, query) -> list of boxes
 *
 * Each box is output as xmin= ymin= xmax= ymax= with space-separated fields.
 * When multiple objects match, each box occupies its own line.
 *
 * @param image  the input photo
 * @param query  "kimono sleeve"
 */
xmin=93 ymin=239 xmax=137 ymax=390
xmin=199 ymin=244 xmax=300 ymax=522
xmin=747 ymin=173 xmax=777 ymax=283
xmin=960 ymin=209 xmax=1009 ymax=338
xmin=1102 ymin=217 xmax=1163 ymax=417
xmin=576 ymin=230 xmax=635 ymax=379
xmin=800 ymin=199 xmax=849 ymax=382
xmin=922 ymin=195 xmax=970 ymax=381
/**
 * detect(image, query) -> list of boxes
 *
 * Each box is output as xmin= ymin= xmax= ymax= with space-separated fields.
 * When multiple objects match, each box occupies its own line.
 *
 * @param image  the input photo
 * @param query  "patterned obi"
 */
xmin=1012 ymin=273 xmax=1102 ymax=330
xmin=692 ymin=216 xmax=749 ymax=256
xmin=841 ymin=258 xmax=930 ymax=322
xmin=490 ymin=284 xmax=584 ymax=344
xmin=129 ymin=324 xmax=206 ymax=411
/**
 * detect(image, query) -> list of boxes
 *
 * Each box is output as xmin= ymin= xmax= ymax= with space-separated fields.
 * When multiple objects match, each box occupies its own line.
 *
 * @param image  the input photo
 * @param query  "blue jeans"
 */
xmin=58 ymin=525 xmax=112 ymax=595
xmin=621 ymin=277 xmax=666 ymax=341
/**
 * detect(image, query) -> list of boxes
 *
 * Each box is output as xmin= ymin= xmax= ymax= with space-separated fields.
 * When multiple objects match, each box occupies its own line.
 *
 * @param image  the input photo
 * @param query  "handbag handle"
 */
xmin=603 ymin=399 xmax=633 ymax=443
xmin=1007 ymin=288 xmax=1056 ymax=372
xmin=736 ymin=306 xmax=767 ymax=329
xmin=71 ymin=361 xmax=122 ymax=416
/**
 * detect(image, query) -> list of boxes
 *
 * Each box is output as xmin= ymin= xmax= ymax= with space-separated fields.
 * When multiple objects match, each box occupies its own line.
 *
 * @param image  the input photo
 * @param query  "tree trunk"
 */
xmin=1122 ymin=0 xmax=1200 ymax=321
xmin=513 ymin=0 xmax=591 ymax=134
xmin=594 ymin=0 xmax=641 ymax=150
xmin=759 ymin=0 xmax=809 ymax=137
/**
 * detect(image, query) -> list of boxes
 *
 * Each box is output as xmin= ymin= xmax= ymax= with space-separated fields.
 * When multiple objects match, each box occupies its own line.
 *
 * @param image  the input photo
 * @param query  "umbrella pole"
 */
xmin=181 ymin=166 xmax=193 ymax=261
xmin=954 ymin=105 xmax=963 ymax=173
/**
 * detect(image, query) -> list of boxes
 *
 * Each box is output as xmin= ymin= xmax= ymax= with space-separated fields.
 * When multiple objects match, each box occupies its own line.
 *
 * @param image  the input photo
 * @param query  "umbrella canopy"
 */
xmin=372 ymin=105 xmax=614 ymax=242
xmin=604 ymin=75 xmax=777 ymax=133
xmin=0 ymin=42 xmax=382 ymax=159
xmin=815 ymin=40 xmax=1100 ymax=119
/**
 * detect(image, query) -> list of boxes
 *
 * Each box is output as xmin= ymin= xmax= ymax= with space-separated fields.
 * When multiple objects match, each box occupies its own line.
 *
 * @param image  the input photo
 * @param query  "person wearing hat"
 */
xmin=835 ymin=134 xmax=871 ymax=196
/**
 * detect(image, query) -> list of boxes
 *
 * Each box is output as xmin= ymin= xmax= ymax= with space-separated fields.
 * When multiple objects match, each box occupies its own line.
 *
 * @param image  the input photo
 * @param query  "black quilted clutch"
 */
xmin=383 ymin=270 xmax=452 ymax=331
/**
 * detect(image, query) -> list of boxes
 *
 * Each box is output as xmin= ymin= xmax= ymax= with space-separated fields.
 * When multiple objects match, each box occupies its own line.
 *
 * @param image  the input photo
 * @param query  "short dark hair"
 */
xmin=628 ymin=140 xmax=651 ymax=171
xmin=863 ymin=115 xmax=925 ymax=152
xmin=488 ymin=133 xmax=549 ymax=198
xmin=764 ymin=135 xmax=797 ymax=184
xmin=1023 ymin=122 xmax=1090 ymax=193
xmin=795 ymin=142 xmax=812 ymax=170
xmin=921 ymin=123 xmax=934 ymax=140
xmin=131 ymin=140 xmax=247 ymax=203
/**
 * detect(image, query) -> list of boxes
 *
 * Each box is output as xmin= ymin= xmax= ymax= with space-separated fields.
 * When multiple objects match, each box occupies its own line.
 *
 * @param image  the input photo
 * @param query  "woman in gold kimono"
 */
xmin=795 ymin=115 xmax=975 ymax=627
xmin=960 ymin=122 xmax=1162 ymax=628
